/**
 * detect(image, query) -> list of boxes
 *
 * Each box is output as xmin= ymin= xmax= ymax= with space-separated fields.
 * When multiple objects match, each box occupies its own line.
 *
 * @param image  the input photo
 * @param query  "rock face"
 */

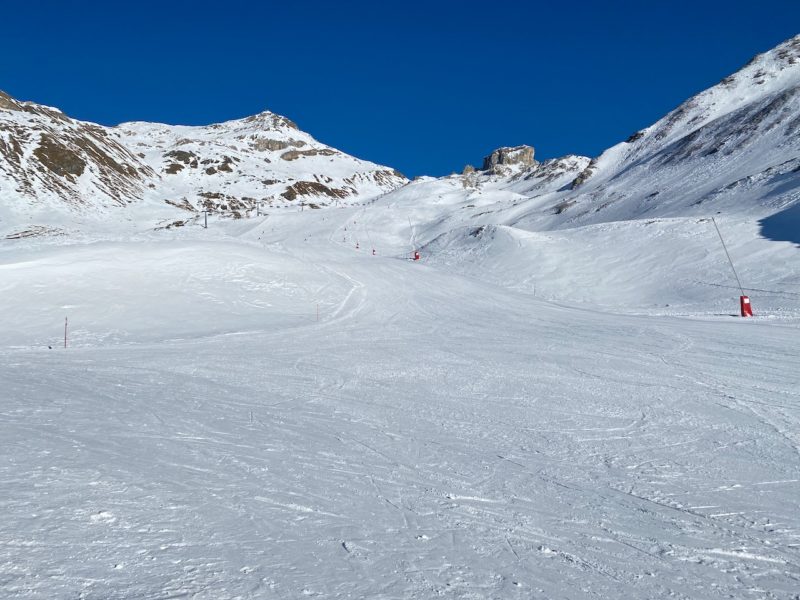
xmin=482 ymin=145 xmax=535 ymax=171
xmin=569 ymin=158 xmax=598 ymax=189
xmin=0 ymin=92 xmax=407 ymax=233
xmin=0 ymin=91 xmax=156 ymax=209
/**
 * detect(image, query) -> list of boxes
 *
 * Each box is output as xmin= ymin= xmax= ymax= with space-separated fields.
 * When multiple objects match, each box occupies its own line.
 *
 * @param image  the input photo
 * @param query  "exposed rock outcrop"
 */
xmin=482 ymin=145 xmax=535 ymax=172
xmin=569 ymin=157 xmax=598 ymax=189
xmin=281 ymin=181 xmax=351 ymax=201
xmin=252 ymin=138 xmax=306 ymax=152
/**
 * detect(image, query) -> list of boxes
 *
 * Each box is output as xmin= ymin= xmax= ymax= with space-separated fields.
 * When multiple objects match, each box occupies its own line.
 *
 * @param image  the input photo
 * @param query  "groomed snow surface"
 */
xmin=1 ymin=204 xmax=799 ymax=599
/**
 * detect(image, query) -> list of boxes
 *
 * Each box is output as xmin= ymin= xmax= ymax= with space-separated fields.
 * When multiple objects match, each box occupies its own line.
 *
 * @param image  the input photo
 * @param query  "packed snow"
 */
xmin=1 ymin=200 xmax=798 ymax=599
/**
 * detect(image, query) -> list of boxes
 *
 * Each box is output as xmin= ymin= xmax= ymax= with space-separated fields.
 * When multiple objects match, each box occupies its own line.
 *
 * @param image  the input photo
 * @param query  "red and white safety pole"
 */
xmin=408 ymin=217 xmax=420 ymax=262
xmin=712 ymin=217 xmax=752 ymax=317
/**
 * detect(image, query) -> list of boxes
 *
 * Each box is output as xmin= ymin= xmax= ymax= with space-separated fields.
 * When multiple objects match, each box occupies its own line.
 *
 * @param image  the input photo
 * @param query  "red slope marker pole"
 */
xmin=711 ymin=218 xmax=752 ymax=317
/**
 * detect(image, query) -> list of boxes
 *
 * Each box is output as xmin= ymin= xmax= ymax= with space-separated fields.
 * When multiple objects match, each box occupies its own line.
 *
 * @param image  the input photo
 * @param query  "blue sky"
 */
xmin=1 ymin=0 xmax=798 ymax=176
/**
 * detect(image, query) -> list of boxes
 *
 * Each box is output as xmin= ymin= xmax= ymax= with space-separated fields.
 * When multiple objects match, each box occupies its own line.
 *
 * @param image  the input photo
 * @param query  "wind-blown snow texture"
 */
xmin=1 ymin=35 xmax=799 ymax=600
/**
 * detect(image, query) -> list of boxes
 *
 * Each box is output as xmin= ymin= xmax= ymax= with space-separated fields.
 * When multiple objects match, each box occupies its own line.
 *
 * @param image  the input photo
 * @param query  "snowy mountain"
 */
xmin=2 ymin=36 xmax=800 ymax=600
xmin=3 ymin=35 xmax=799 ymax=240
xmin=399 ymin=34 xmax=800 ymax=238
xmin=114 ymin=113 xmax=405 ymax=226
xmin=552 ymin=33 xmax=800 ymax=225
xmin=0 ymin=92 xmax=406 ymax=237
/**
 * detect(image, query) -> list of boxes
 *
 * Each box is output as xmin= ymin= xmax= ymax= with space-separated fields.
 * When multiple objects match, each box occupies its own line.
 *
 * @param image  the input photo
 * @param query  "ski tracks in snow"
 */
xmin=1 ymin=220 xmax=799 ymax=598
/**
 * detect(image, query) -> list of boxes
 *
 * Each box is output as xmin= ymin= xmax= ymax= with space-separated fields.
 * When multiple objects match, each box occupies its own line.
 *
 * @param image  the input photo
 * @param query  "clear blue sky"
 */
xmin=1 ymin=0 xmax=798 ymax=177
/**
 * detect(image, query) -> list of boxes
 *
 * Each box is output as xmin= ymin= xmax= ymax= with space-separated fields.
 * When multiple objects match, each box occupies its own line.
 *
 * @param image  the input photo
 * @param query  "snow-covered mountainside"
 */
xmin=554 ymin=34 xmax=800 ymax=225
xmin=114 ymin=114 xmax=405 ymax=226
xmin=0 ymin=93 xmax=406 ymax=237
xmin=398 ymin=34 xmax=800 ymax=237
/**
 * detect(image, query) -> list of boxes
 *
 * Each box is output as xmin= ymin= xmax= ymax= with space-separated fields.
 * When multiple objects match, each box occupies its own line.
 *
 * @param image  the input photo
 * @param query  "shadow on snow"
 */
xmin=759 ymin=202 xmax=800 ymax=247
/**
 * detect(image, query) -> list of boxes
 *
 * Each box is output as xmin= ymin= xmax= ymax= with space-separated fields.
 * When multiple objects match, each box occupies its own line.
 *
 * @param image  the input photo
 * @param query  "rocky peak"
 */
xmin=481 ymin=145 xmax=535 ymax=172
xmin=241 ymin=110 xmax=298 ymax=131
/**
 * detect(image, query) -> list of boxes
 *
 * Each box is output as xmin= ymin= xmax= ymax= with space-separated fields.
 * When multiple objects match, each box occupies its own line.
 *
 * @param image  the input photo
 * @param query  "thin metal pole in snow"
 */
xmin=64 ymin=317 xmax=68 ymax=349
xmin=363 ymin=212 xmax=375 ymax=254
xmin=711 ymin=217 xmax=745 ymax=296
xmin=408 ymin=216 xmax=417 ymax=254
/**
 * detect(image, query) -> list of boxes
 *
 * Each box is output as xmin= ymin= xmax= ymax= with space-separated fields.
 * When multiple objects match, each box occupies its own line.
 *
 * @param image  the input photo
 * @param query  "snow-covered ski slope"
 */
xmin=365 ymin=179 xmax=800 ymax=317
xmin=2 ymin=32 xmax=800 ymax=600
xmin=1 ymin=202 xmax=799 ymax=599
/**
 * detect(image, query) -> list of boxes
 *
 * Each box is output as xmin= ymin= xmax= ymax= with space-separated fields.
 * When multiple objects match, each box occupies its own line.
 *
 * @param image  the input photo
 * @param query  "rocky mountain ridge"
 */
xmin=0 ymin=94 xmax=406 ymax=236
